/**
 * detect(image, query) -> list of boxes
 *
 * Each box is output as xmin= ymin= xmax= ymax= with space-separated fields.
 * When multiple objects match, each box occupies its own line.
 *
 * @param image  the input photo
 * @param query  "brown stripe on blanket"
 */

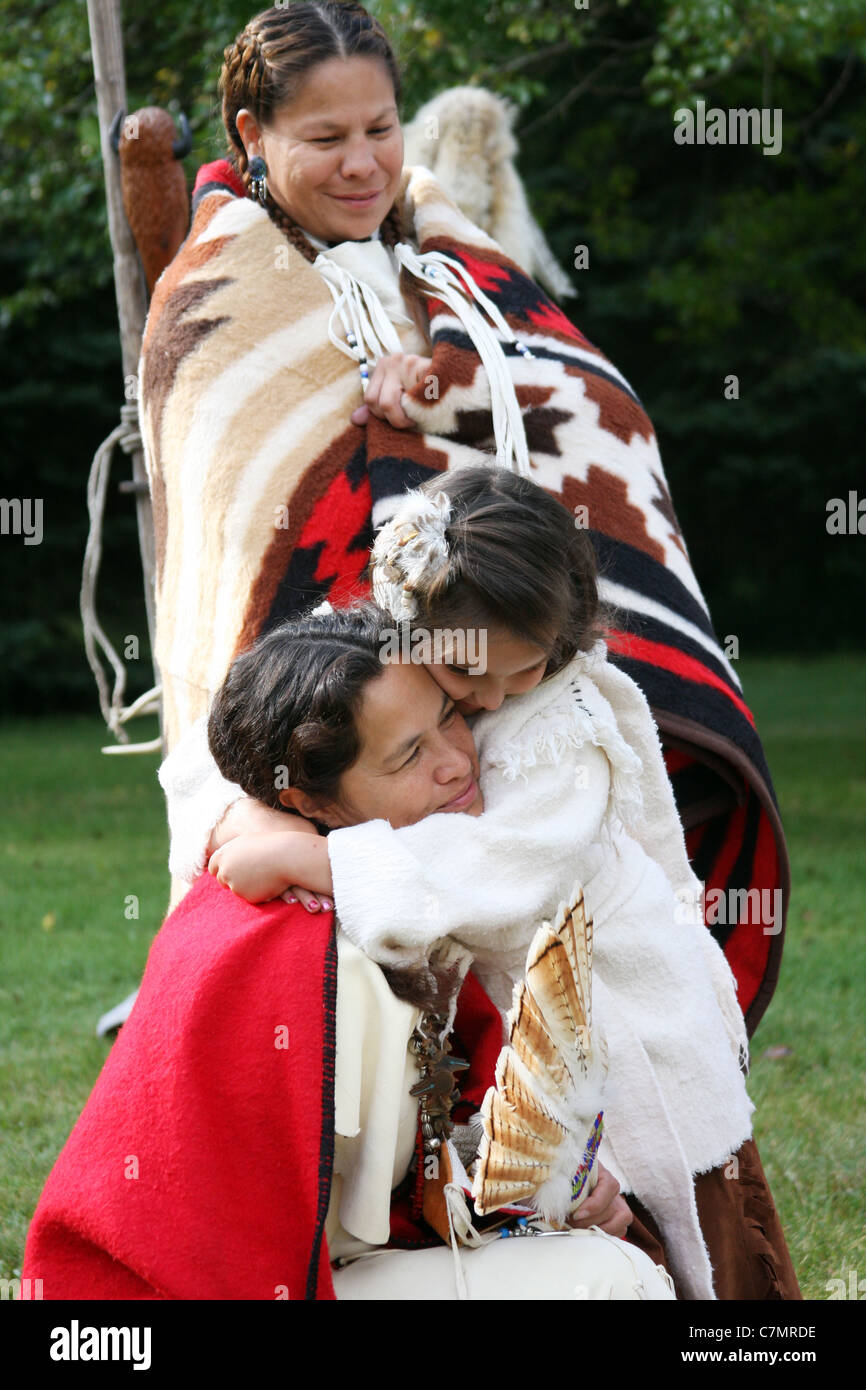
xmin=141 ymin=277 xmax=233 ymax=449
xmin=140 ymin=281 xmax=232 ymax=583
xmin=559 ymin=466 xmax=668 ymax=567
xmin=649 ymin=471 xmax=687 ymax=556
xmin=416 ymin=335 xmax=489 ymax=395
xmin=568 ymin=365 xmax=656 ymax=447
xmin=513 ymin=384 xmax=573 ymax=458
xmin=140 ymin=193 xmax=229 ymax=351
xmin=139 ymin=198 xmax=239 ymax=585
xmin=365 ymin=415 xmax=453 ymax=475
xmin=442 ymin=408 xmax=495 ymax=445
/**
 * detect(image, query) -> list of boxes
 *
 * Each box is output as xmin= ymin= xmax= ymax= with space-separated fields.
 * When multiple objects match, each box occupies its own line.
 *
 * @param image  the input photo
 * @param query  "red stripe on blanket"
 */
xmin=685 ymin=820 xmax=710 ymax=864
xmin=447 ymin=249 xmax=514 ymax=295
xmin=525 ymin=299 xmax=590 ymax=343
xmin=607 ymin=629 xmax=756 ymax=727
xmin=721 ymin=811 xmax=782 ymax=1018
xmin=300 ymin=467 xmax=374 ymax=604
xmin=662 ymin=746 xmax=695 ymax=777
xmin=700 ymin=800 xmax=756 ymax=1010
xmin=705 ymin=801 xmax=749 ymax=916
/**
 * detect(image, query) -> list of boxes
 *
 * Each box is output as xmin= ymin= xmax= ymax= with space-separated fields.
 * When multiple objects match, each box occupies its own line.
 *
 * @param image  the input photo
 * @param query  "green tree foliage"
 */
xmin=1 ymin=0 xmax=864 ymax=712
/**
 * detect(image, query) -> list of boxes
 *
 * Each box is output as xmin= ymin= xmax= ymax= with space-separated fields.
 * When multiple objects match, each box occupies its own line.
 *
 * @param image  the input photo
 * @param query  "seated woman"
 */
xmin=22 ymin=604 xmax=674 ymax=1301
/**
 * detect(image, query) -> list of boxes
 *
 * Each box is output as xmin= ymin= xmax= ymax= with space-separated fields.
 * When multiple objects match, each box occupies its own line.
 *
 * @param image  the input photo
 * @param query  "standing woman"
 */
xmin=140 ymin=3 xmax=787 ymax=1042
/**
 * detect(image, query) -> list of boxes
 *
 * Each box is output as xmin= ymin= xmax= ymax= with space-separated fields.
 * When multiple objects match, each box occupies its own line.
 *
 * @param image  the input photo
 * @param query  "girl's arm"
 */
xmin=158 ymin=717 xmax=248 ymax=883
xmin=158 ymin=717 xmax=310 ymax=887
xmin=326 ymin=754 xmax=599 ymax=968
xmin=207 ymin=830 xmax=333 ymax=905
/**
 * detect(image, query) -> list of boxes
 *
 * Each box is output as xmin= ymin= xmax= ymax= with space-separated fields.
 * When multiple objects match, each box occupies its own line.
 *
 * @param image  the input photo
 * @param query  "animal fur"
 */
xmin=118 ymin=107 xmax=190 ymax=294
xmin=402 ymin=86 xmax=576 ymax=301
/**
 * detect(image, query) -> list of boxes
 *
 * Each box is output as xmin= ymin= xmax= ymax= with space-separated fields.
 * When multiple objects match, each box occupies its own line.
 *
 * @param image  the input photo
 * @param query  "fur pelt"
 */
xmin=402 ymin=85 xmax=576 ymax=301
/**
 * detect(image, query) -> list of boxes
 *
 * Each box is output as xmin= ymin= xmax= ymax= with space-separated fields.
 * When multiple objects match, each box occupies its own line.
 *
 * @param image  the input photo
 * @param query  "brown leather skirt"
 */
xmin=624 ymin=1139 xmax=801 ymax=1300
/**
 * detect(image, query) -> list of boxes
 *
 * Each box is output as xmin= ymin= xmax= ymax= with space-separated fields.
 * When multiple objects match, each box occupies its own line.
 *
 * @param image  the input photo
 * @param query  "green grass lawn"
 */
xmin=1 ymin=658 xmax=864 ymax=1299
xmin=733 ymin=656 xmax=866 ymax=1301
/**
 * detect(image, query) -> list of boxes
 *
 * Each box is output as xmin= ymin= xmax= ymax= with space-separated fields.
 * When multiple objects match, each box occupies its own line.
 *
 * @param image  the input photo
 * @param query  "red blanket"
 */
xmin=22 ymin=874 xmax=503 ymax=1300
xmin=24 ymin=875 xmax=339 ymax=1299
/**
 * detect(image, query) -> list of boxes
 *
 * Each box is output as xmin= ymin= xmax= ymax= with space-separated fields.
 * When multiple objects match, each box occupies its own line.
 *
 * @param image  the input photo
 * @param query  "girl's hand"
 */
xmin=351 ymin=353 xmax=433 ymax=429
xmin=564 ymin=1161 xmax=634 ymax=1240
xmin=208 ymin=832 xmax=331 ymax=907
xmin=207 ymin=796 xmax=318 ymax=860
xmin=282 ymin=885 xmax=333 ymax=915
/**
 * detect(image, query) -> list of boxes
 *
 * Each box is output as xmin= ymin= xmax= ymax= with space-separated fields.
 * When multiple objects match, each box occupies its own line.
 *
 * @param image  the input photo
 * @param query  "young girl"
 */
xmin=170 ymin=466 xmax=800 ymax=1300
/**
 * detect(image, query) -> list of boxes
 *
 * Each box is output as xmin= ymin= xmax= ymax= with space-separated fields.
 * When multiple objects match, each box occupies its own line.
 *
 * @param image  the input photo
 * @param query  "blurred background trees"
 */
xmin=2 ymin=0 xmax=864 ymax=714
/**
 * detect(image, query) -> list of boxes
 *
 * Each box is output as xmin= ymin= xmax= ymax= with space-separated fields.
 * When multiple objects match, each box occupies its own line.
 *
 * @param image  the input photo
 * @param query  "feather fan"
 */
xmin=472 ymin=885 xmax=608 ymax=1224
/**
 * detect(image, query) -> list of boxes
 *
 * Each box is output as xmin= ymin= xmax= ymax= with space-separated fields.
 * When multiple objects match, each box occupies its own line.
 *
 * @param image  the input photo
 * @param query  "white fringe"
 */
xmin=491 ymin=691 xmax=645 ymax=833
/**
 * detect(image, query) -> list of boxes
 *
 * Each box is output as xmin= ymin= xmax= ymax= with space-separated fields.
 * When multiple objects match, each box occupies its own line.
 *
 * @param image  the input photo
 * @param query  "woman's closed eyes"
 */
xmin=398 ymin=702 xmax=458 ymax=769
xmin=312 ymin=124 xmax=394 ymax=145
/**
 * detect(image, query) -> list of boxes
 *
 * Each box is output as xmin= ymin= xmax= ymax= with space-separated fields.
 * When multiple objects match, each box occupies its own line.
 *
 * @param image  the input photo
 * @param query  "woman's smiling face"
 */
xmin=314 ymin=660 xmax=483 ymax=829
xmin=236 ymin=55 xmax=404 ymax=244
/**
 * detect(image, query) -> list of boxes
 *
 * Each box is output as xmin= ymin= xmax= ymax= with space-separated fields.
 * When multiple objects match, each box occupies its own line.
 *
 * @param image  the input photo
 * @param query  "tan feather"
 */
xmin=525 ymin=891 xmax=594 ymax=1062
xmin=473 ymin=1170 xmax=538 ymax=1211
xmin=472 ymin=885 xmax=605 ymax=1218
xmin=553 ymin=888 xmax=593 ymax=1031
xmin=473 ymin=1123 xmax=563 ymax=1215
xmin=526 ymin=932 xmax=590 ymax=1059
xmin=492 ymin=1051 xmax=569 ymax=1149
xmin=475 ymin=1088 xmax=566 ymax=1214
xmin=482 ymin=1098 xmax=563 ymax=1167
xmin=508 ymin=982 xmax=570 ymax=1091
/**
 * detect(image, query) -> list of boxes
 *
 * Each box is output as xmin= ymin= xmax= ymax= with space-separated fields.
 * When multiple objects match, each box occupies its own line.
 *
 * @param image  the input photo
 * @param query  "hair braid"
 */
xmin=221 ymin=23 xmax=269 ymax=182
xmin=379 ymin=201 xmax=403 ymax=250
xmin=265 ymin=199 xmax=321 ymax=263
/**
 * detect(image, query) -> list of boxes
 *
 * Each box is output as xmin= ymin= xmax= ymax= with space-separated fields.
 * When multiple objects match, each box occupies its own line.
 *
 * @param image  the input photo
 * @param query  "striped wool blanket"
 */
xmin=139 ymin=159 xmax=787 ymax=1031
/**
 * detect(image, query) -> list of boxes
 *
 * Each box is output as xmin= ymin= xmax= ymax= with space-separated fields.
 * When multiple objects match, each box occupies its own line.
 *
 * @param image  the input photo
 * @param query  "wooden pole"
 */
xmin=86 ymin=0 xmax=161 ymax=735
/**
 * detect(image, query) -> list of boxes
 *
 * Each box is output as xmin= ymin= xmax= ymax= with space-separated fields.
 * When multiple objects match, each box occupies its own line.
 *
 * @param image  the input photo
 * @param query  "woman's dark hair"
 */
xmin=373 ymin=466 xmax=608 ymax=678
xmin=208 ymin=596 xmax=463 ymax=1015
xmin=208 ymin=601 xmax=388 ymax=813
xmin=220 ymin=3 xmax=407 ymax=265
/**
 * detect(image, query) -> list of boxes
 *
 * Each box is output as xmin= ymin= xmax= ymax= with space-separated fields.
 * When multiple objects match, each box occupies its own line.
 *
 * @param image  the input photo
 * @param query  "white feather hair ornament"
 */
xmin=472 ymin=885 xmax=608 ymax=1225
xmin=370 ymin=489 xmax=452 ymax=621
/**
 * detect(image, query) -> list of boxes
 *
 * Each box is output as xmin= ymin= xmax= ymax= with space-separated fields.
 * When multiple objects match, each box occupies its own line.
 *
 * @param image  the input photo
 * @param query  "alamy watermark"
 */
xmin=0 ymin=497 xmax=43 ymax=546
xmin=674 ymin=99 xmax=782 ymax=157
xmin=826 ymin=491 xmax=865 ymax=534
xmin=1 ymin=1275 xmax=43 ymax=1299
xmin=49 ymin=1321 xmax=151 ymax=1370
xmin=378 ymin=623 xmax=488 ymax=673
xmin=826 ymin=1269 xmax=865 ymax=1299
xmin=675 ymin=884 xmax=783 ymax=936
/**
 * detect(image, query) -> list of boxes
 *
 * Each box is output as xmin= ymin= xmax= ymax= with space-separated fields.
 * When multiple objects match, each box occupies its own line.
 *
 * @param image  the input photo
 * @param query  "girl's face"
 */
xmin=236 ymin=56 xmax=404 ymax=245
xmin=428 ymin=629 xmax=551 ymax=715
xmin=316 ymin=661 xmax=483 ymax=829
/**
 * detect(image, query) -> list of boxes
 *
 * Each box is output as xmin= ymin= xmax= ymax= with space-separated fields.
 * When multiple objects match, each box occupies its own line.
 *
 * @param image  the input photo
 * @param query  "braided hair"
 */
xmin=220 ymin=2 xmax=407 ymax=264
